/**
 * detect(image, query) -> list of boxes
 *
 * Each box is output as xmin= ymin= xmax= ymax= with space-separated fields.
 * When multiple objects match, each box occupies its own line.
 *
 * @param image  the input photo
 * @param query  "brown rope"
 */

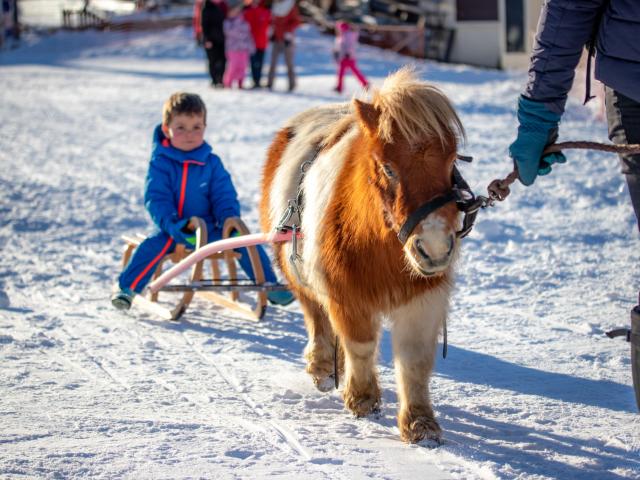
xmin=487 ymin=141 xmax=640 ymax=201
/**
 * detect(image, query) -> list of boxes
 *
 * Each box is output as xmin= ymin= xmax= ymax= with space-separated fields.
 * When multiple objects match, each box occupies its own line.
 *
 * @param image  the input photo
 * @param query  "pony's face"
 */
xmin=355 ymin=99 xmax=460 ymax=278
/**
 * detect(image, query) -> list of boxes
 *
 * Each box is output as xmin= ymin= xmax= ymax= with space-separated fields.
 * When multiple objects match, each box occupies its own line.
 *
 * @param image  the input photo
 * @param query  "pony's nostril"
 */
xmin=414 ymin=238 xmax=430 ymax=261
xmin=447 ymin=235 xmax=455 ymax=256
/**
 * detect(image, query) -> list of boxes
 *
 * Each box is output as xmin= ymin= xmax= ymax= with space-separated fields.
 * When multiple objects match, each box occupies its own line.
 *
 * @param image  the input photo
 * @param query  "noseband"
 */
xmin=397 ymin=158 xmax=482 ymax=245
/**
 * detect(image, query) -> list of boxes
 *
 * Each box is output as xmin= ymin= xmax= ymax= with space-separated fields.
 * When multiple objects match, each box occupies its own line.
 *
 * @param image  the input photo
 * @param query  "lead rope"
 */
xmin=334 ymin=335 xmax=340 ymax=388
xmin=486 ymin=141 xmax=640 ymax=202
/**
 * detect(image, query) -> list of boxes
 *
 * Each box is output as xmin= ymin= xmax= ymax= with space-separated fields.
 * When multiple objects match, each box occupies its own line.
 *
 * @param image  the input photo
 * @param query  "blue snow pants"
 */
xmin=118 ymin=226 xmax=278 ymax=294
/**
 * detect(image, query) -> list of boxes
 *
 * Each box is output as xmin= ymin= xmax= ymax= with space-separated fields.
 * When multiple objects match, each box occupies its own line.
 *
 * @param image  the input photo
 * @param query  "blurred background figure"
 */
xmin=223 ymin=0 xmax=255 ymax=89
xmin=332 ymin=20 xmax=368 ymax=94
xmin=201 ymin=0 xmax=228 ymax=88
xmin=1 ymin=0 xmax=19 ymax=49
xmin=266 ymin=0 xmax=300 ymax=92
xmin=192 ymin=0 xmax=204 ymax=45
xmin=243 ymin=0 xmax=271 ymax=89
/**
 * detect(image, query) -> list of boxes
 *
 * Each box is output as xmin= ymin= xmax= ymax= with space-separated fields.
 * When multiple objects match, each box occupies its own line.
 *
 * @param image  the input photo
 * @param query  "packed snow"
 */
xmin=1 ymin=22 xmax=639 ymax=479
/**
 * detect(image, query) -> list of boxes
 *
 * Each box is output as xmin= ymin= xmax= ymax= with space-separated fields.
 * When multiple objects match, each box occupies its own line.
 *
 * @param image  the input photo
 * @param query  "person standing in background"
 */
xmin=201 ymin=0 xmax=228 ymax=88
xmin=192 ymin=0 xmax=204 ymax=45
xmin=332 ymin=21 xmax=368 ymax=94
xmin=223 ymin=1 xmax=255 ymax=89
xmin=243 ymin=0 xmax=271 ymax=89
xmin=266 ymin=0 xmax=300 ymax=92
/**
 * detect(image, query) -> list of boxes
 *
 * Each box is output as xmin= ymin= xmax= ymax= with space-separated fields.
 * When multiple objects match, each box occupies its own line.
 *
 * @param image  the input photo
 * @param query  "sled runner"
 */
xmin=121 ymin=217 xmax=283 ymax=321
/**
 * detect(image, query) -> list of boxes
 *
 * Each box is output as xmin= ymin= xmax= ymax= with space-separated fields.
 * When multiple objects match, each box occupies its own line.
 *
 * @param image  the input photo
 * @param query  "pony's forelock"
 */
xmin=372 ymin=67 xmax=465 ymax=149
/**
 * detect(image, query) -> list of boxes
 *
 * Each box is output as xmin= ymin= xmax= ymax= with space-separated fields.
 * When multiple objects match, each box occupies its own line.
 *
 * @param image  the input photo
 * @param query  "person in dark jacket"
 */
xmin=508 ymin=0 xmax=640 ymax=409
xmin=111 ymin=92 xmax=294 ymax=309
xmin=201 ymin=0 xmax=228 ymax=88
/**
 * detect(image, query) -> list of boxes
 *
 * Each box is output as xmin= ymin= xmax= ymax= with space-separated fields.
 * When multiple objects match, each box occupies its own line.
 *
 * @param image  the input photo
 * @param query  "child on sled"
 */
xmin=111 ymin=92 xmax=294 ymax=309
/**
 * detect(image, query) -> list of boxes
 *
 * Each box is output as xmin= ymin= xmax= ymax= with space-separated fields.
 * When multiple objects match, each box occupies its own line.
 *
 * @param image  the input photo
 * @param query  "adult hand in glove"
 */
xmin=509 ymin=96 xmax=567 ymax=186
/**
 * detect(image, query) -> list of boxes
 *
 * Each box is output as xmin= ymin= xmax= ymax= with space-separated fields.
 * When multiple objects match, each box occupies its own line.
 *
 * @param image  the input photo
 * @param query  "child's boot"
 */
xmin=111 ymin=287 xmax=135 ymax=311
xmin=267 ymin=289 xmax=296 ymax=306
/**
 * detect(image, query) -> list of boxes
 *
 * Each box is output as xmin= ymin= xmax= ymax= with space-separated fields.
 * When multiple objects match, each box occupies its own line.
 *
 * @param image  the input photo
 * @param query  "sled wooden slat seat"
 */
xmin=120 ymin=217 xmax=267 ymax=322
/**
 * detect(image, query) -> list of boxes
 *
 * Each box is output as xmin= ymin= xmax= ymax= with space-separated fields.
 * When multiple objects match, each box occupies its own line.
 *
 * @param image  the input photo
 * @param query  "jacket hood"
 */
xmin=152 ymin=124 xmax=212 ymax=163
xmin=272 ymin=0 xmax=295 ymax=17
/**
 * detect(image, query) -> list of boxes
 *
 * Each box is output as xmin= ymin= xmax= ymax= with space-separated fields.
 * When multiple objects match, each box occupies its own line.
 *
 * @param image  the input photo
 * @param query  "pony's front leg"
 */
xmin=331 ymin=305 xmax=381 ymax=417
xmin=390 ymin=290 xmax=448 ymax=443
xmin=297 ymin=290 xmax=338 ymax=392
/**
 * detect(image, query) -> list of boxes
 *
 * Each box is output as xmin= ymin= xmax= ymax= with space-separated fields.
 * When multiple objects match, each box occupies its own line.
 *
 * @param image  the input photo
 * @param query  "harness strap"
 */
xmin=583 ymin=41 xmax=596 ymax=105
xmin=457 ymin=207 xmax=480 ymax=239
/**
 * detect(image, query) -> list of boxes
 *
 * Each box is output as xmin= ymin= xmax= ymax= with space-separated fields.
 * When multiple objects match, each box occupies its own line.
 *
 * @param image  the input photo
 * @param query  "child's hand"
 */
xmin=184 ymin=217 xmax=198 ymax=232
xmin=168 ymin=218 xmax=197 ymax=246
xmin=182 ymin=217 xmax=198 ymax=246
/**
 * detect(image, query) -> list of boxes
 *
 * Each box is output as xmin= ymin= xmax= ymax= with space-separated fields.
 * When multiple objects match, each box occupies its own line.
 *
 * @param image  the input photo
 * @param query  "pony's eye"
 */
xmin=382 ymin=163 xmax=395 ymax=179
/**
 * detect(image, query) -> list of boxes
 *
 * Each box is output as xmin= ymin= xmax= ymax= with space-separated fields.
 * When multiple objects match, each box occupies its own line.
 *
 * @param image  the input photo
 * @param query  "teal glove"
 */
xmin=509 ymin=96 xmax=567 ymax=186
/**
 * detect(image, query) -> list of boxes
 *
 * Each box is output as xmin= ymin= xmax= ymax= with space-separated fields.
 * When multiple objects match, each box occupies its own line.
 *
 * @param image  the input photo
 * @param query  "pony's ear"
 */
xmin=353 ymin=99 xmax=380 ymax=135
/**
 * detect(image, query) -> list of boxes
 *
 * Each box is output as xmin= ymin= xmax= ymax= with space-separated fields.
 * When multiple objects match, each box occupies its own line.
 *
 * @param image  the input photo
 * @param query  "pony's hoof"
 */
xmin=313 ymin=375 xmax=336 ymax=392
xmin=344 ymin=392 xmax=381 ymax=418
xmin=400 ymin=415 xmax=442 ymax=444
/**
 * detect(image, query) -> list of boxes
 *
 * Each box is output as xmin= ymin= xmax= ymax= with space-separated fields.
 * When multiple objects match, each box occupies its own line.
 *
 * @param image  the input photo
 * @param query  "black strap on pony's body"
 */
xmin=397 ymin=159 xmax=484 ymax=245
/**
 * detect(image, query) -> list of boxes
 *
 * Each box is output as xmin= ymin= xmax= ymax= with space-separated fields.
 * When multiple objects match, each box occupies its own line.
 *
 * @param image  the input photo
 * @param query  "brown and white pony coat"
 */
xmin=260 ymin=68 xmax=464 ymax=443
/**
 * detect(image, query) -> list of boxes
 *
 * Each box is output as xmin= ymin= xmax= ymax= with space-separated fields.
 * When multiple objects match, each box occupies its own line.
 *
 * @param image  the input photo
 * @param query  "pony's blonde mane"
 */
xmin=373 ymin=67 xmax=465 ymax=148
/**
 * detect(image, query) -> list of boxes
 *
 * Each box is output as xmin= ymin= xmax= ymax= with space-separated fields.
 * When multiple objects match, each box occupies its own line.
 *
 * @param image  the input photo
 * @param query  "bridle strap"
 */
xmin=397 ymin=166 xmax=481 ymax=245
xmin=397 ymin=191 xmax=456 ymax=245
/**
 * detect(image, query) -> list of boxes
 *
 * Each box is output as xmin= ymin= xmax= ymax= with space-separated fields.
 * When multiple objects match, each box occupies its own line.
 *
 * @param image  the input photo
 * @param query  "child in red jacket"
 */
xmin=243 ymin=0 xmax=271 ymax=88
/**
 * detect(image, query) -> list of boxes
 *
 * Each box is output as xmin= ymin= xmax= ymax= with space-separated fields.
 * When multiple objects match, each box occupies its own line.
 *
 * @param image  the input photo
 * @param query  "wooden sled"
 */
xmin=121 ymin=217 xmax=268 ymax=322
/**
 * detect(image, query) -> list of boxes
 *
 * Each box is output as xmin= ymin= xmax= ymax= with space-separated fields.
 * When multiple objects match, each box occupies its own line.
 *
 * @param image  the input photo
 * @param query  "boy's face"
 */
xmin=162 ymin=113 xmax=206 ymax=152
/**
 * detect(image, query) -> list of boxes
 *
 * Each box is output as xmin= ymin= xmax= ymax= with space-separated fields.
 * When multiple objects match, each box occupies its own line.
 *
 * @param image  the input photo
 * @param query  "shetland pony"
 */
xmin=260 ymin=68 xmax=464 ymax=443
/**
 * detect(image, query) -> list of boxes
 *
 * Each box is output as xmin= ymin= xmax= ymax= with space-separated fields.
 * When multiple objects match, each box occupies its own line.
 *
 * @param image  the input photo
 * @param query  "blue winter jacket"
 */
xmin=525 ymin=0 xmax=640 ymax=113
xmin=144 ymin=125 xmax=240 ymax=235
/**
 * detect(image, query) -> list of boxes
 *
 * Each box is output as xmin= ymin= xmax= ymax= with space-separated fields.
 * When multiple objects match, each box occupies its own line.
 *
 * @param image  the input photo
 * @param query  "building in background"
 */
xmin=364 ymin=0 xmax=544 ymax=68
xmin=450 ymin=0 xmax=543 ymax=69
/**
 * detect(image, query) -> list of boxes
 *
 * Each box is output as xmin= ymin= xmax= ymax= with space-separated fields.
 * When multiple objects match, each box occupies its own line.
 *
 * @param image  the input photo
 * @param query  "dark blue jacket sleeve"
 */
xmin=208 ymin=155 xmax=241 ymax=224
xmin=524 ymin=0 xmax=607 ymax=114
xmin=144 ymin=158 xmax=179 ymax=234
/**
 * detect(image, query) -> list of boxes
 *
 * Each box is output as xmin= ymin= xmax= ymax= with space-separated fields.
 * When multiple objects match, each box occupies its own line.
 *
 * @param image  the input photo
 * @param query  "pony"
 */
xmin=259 ymin=68 xmax=465 ymax=443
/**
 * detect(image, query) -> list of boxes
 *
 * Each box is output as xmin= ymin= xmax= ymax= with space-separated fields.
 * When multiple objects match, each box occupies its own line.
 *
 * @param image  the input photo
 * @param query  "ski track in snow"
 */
xmin=1 ymin=23 xmax=639 ymax=479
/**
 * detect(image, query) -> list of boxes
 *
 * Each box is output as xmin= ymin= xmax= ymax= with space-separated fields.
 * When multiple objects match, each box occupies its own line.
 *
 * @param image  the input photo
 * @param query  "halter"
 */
xmin=397 ymin=157 xmax=485 ymax=245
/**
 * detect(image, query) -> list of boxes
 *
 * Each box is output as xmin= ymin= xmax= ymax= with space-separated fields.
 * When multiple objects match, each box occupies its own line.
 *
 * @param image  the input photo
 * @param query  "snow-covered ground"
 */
xmin=1 ymin=23 xmax=639 ymax=479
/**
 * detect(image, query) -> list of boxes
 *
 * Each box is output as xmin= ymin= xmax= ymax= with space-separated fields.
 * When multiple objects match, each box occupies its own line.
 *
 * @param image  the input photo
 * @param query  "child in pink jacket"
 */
xmin=223 ymin=3 xmax=255 ymax=88
xmin=333 ymin=21 xmax=369 ymax=93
